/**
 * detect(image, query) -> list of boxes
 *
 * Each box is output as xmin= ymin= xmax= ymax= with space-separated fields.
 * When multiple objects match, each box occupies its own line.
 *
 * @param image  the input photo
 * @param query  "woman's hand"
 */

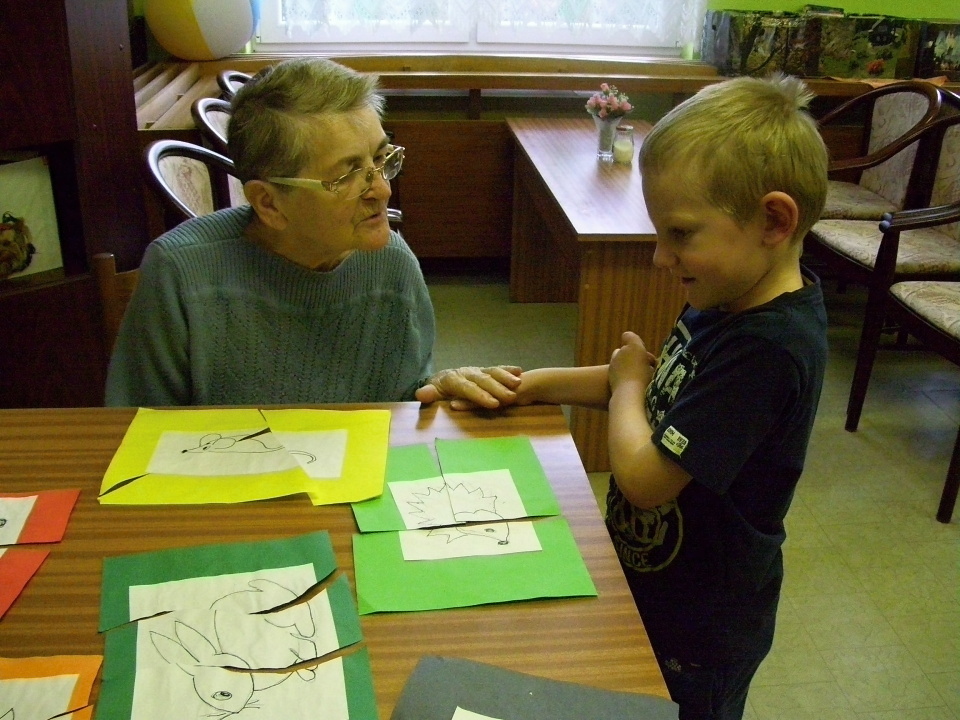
xmin=415 ymin=365 xmax=523 ymax=410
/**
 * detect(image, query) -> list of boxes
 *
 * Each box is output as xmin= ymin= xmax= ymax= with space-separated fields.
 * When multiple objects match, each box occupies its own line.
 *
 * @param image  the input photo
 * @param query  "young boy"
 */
xmin=511 ymin=74 xmax=830 ymax=720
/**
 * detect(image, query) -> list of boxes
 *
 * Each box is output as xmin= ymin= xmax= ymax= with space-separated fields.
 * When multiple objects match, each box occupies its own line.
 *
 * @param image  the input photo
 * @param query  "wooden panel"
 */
xmin=571 ymin=243 xmax=686 ymax=472
xmin=385 ymin=120 xmax=512 ymax=258
xmin=0 ymin=403 xmax=670 ymax=715
xmin=510 ymin=150 xmax=580 ymax=302
xmin=0 ymin=276 xmax=106 ymax=408
xmin=0 ymin=0 xmax=75 ymax=147
xmin=63 ymin=0 xmax=149 ymax=268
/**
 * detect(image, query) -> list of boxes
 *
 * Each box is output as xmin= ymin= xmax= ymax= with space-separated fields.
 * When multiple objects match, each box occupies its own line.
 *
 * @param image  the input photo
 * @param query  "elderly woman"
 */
xmin=106 ymin=58 xmax=518 ymax=408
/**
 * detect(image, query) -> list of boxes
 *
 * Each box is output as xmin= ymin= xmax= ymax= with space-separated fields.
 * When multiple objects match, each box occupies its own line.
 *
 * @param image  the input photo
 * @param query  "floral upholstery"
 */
xmin=822 ymin=180 xmax=899 ymax=219
xmin=158 ymin=156 xmax=215 ymax=216
xmin=810 ymin=219 xmax=960 ymax=274
xmin=891 ymin=281 xmax=960 ymax=340
xmin=821 ymin=92 xmax=930 ymax=221
xmin=930 ymin=124 xmax=960 ymax=242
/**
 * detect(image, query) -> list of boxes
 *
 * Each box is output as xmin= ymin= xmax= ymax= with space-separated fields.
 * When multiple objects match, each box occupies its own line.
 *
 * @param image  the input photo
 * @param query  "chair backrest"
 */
xmin=144 ymin=139 xmax=238 ymax=231
xmin=92 ymin=252 xmax=139 ymax=355
xmin=191 ymin=97 xmax=232 ymax=156
xmin=191 ymin=97 xmax=247 ymax=208
xmin=926 ymin=113 xmax=960 ymax=242
xmin=217 ymin=70 xmax=251 ymax=100
xmin=820 ymin=80 xmax=943 ymax=209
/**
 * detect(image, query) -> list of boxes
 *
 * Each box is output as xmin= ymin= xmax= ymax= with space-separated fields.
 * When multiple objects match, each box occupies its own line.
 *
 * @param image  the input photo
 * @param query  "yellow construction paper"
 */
xmin=98 ymin=408 xmax=389 ymax=506
xmin=261 ymin=409 xmax=390 ymax=505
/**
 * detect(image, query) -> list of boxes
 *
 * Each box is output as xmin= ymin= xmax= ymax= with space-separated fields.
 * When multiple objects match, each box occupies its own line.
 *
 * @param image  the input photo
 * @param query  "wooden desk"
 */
xmin=0 ymin=403 xmax=668 ymax=717
xmin=507 ymin=117 xmax=686 ymax=472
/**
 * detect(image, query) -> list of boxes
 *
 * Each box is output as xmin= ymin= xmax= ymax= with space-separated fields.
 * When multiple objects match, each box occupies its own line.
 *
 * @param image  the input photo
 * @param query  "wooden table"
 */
xmin=507 ymin=117 xmax=686 ymax=472
xmin=0 ymin=403 xmax=669 ymax=717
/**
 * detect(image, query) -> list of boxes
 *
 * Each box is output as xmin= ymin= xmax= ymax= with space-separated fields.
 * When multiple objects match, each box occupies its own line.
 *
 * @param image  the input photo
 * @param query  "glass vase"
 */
xmin=593 ymin=115 xmax=619 ymax=163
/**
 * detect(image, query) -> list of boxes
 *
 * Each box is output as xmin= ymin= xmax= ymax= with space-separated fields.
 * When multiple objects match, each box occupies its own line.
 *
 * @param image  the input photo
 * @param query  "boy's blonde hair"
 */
xmin=228 ymin=58 xmax=385 ymax=183
xmin=638 ymin=74 xmax=828 ymax=242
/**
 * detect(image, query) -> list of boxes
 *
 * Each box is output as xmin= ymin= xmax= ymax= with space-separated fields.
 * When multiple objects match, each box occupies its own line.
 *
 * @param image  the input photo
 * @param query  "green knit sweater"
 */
xmin=105 ymin=207 xmax=435 ymax=406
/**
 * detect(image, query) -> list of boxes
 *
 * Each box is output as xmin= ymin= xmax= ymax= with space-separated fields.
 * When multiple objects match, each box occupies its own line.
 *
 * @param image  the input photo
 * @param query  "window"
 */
xmin=254 ymin=0 xmax=707 ymax=57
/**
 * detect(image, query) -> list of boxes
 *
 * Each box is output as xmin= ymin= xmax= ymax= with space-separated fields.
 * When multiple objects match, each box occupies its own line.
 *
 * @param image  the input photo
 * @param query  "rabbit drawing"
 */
xmin=150 ymin=621 xmax=287 ymax=717
xmin=211 ymin=579 xmax=319 ymax=680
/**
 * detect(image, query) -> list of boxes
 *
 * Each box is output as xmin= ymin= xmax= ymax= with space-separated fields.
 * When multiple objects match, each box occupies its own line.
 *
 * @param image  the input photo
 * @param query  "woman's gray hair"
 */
xmin=228 ymin=58 xmax=385 ymax=183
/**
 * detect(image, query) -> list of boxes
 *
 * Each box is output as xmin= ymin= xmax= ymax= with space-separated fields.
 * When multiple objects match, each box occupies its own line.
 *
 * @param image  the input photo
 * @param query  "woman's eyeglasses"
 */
xmin=268 ymin=146 xmax=404 ymax=199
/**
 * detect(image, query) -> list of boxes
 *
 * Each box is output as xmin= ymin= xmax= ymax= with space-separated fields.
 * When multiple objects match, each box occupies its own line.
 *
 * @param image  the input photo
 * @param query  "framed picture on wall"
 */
xmin=0 ymin=154 xmax=64 ymax=285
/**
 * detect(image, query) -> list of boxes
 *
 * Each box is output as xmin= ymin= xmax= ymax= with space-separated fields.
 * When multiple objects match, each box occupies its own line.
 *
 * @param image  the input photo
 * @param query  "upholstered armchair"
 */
xmin=818 ymin=80 xmax=943 ymax=220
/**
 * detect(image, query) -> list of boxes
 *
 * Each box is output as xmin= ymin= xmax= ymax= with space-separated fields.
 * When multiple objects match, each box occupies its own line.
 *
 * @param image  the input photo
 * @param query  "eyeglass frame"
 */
xmin=267 ymin=145 xmax=405 ymax=199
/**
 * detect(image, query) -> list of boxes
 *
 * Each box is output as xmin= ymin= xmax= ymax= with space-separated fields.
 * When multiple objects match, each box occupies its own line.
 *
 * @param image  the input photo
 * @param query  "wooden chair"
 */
xmin=839 ymin=106 xmax=960 ymax=518
xmin=817 ymin=80 xmax=943 ymax=221
xmin=217 ymin=70 xmax=251 ymax=100
xmin=845 ymin=267 xmax=960 ymax=524
xmin=92 ymin=252 xmax=139 ymax=356
xmin=144 ymin=139 xmax=238 ymax=231
xmin=806 ymin=110 xmax=960 ymax=362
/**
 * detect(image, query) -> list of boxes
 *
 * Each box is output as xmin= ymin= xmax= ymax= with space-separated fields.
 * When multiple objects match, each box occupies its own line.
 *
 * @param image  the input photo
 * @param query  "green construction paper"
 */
xmin=435 ymin=436 xmax=560 ymax=518
xmin=99 ymin=531 xmax=337 ymax=631
xmin=327 ymin=574 xmax=364 ymax=649
xmin=96 ymin=624 xmax=137 ymax=720
xmin=353 ymin=516 xmax=596 ymax=614
xmin=352 ymin=443 xmax=442 ymax=532
xmin=342 ymin=647 xmax=379 ymax=720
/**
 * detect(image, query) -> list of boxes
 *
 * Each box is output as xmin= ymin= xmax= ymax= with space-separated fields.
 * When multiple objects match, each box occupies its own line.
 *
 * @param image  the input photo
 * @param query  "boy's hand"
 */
xmin=609 ymin=332 xmax=655 ymax=392
xmin=415 ymin=365 xmax=522 ymax=410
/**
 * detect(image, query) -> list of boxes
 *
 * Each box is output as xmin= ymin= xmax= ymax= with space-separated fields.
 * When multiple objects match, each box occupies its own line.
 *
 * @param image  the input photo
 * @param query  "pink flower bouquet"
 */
xmin=585 ymin=83 xmax=633 ymax=119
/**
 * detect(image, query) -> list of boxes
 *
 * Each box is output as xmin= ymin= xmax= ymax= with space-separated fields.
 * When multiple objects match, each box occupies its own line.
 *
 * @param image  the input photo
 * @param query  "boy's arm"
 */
xmin=608 ymin=332 xmax=691 ymax=509
xmin=513 ymin=365 xmax=611 ymax=409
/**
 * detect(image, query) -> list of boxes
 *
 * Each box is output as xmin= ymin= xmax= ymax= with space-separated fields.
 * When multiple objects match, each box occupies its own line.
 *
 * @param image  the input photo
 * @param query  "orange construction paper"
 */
xmin=0 ymin=548 xmax=48 ymax=618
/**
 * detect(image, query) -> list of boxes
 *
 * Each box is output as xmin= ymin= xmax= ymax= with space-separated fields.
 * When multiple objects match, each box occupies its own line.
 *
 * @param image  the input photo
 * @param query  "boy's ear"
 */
xmin=244 ymin=180 xmax=289 ymax=231
xmin=759 ymin=191 xmax=799 ymax=247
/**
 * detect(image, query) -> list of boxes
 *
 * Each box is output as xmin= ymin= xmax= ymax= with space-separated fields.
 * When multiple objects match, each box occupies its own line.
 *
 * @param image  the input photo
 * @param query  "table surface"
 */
xmin=0 ymin=402 xmax=669 ymax=716
xmin=507 ymin=116 xmax=657 ymax=242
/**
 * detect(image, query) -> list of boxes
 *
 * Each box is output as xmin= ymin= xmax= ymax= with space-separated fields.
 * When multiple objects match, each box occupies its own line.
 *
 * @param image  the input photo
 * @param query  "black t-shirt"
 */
xmin=606 ymin=270 xmax=827 ymax=661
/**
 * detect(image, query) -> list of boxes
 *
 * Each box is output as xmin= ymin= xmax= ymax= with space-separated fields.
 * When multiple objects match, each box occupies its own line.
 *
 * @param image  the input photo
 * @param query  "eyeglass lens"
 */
xmin=339 ymin=148 xmax=404 ymax=199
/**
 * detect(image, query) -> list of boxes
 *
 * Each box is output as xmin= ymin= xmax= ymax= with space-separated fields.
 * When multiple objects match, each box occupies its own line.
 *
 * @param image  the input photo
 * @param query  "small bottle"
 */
xmin=613 ymin=125 xmax=634 ymax=165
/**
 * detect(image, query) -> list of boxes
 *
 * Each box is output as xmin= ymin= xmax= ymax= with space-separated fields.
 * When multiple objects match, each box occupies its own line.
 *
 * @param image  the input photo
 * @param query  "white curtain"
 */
xmin=258 ymin=0 xmax=707 ymax=54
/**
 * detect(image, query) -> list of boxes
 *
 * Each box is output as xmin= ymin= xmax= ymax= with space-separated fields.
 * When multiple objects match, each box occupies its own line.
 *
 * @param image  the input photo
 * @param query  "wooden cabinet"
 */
xmin=0 ymin=0 xmax=149 ymax=408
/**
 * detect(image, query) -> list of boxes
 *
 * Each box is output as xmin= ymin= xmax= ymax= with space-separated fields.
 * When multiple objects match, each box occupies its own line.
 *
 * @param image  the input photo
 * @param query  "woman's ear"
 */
xmin=760 ymin=191 xmax=799 ymax=247
xmin=244 ymin=180 xmax=289 ymax=231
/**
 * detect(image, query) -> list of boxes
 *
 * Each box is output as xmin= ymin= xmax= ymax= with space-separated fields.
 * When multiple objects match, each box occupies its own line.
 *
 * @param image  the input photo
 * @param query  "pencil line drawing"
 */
xmin=210 ymin=579 xmax=319 ymax=677
xmin=427 ymin=522 xmax=512 ymax=546
xmin=150 ymin=620 xmax=285 ymax=718
xmin=1 ymin=708 xmax=13 ymax=720
xmin=181 ymin=431 xmax=317 ymax=464
xmin=392 ymin=469 xmax=527 ymax=531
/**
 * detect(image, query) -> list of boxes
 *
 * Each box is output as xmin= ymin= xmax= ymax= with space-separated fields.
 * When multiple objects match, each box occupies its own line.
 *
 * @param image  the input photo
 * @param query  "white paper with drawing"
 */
xmin=388 ymin=469 xmax=528 ymax=530
xmin=0 ymin=495 xmax=37 ymax=545
xmin=399 ymin=520 xmax=541 ymax=560
xmin=146 ymin=429 xmax=347 ymax=477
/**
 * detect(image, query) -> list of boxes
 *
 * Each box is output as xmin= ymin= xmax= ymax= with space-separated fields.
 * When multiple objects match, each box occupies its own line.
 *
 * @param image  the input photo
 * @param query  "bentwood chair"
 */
xmin=817 ymin=80 xmax=943 ymax=221
xmin=92 ymin=252 xmax=139 ymax=356
xmin=217 ymin=70 xmax=252 ymax=100
xmin=191 ymin=97 xmax=247 ymax=208
xmin=144 ymin=139 xmax=238 ymax=231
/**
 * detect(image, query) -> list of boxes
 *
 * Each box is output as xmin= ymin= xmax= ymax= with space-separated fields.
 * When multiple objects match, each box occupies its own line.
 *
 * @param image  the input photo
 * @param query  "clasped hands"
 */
xmin=415 ymin=365 xmax=522 ymax=410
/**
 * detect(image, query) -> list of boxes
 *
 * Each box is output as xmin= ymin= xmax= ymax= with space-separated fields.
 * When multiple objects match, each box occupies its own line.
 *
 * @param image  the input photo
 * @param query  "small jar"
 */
xmin=613 ymin=125 xmax=634 ymax=165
